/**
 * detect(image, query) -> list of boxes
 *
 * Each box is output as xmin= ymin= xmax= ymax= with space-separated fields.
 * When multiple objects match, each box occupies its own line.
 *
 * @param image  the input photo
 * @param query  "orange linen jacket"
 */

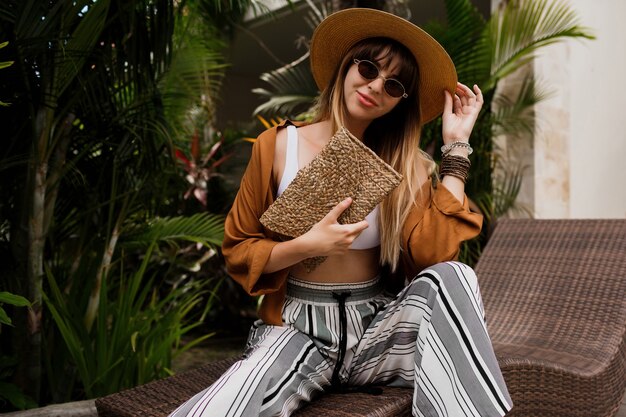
xmin=222 ymin=120 xmax=483 ymax=326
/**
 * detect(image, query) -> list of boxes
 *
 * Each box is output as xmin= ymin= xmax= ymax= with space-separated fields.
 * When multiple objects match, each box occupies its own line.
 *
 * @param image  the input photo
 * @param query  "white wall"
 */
xmin=498 ymin=0 xmax=626 ymax=219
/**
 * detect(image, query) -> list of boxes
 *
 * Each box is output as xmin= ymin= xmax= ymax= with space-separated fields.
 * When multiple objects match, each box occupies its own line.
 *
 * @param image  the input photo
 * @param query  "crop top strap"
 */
xmin=277 ymin=125 xmax=299 ymax=196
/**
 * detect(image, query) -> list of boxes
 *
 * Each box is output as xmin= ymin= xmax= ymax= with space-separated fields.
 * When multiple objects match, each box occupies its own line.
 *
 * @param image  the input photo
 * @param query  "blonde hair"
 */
xmin=313 ymin=38 xmax=437 ymax=272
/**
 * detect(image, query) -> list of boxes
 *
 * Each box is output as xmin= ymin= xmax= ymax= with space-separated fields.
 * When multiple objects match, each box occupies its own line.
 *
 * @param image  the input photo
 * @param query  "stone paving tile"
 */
xmin=173 ymin=336 xmax=245 ymax=373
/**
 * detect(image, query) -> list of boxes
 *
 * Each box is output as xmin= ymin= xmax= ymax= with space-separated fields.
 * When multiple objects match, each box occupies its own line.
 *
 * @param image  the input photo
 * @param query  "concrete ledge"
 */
xmin=1 ymin=400 xmax=97 ymax=417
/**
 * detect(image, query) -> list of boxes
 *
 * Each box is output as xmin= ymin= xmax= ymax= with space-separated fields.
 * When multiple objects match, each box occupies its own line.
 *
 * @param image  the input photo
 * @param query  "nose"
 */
xmin=368 ymin=76 xmax=385 ymax=94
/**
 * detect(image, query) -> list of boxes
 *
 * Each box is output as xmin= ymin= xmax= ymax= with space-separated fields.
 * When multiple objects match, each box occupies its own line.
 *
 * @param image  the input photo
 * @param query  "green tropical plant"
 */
xmin=0 ymin=0 xmax=252 ymax=406
xmin=252 ymin=53 xmax=319 ymax=118
xmin=0 ymin=292 xmax=29 ymax=327
xmin=0 ymin=40 xmax=12 ymax=106
xmin=44 ymin=212 xmax=224 ymax=398
xmin=0 ymin=292 xmax=36 ymax=410
xmin=250 ymin=0 xmax=594 ymax=263
xmin=421 ymin=0 xmax=594 ymax=261
xmin=0 ymin=357 xmax=38 ymax=410
xmin=0 ymin=0 xmax=178 ymax=402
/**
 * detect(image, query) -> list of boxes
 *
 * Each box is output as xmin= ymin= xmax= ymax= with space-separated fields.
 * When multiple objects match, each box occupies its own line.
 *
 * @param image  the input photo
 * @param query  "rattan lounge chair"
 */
xmin=475 ymin=219 xmax=626 ymax=417
xmin=95 ymin=218 xmax=626 ymax=417
xmin=94 ymin=356 xmax=412 ymax=416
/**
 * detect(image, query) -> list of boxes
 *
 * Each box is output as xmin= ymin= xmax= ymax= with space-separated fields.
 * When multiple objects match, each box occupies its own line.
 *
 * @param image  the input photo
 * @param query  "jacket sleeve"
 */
xmin=221 ymin=129 xmax=290 ymax=296
xmin=402 ymin=180 xmax=483 ymax=275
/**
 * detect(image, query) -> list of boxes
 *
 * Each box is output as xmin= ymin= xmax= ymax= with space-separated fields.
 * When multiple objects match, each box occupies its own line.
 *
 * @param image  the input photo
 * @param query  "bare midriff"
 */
xmin=289 ymin=246 xmax=381 ymax=283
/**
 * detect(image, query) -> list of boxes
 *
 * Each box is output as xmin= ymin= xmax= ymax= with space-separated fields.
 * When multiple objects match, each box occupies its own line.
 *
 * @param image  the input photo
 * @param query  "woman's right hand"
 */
xmin=297 ymin=197 xmax=369 ymax=257
xmin=262 ymin=198 xmax=369 ymax=274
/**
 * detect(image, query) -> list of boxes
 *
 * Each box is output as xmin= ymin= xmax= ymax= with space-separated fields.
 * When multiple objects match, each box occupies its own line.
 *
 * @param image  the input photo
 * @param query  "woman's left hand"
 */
xmin=441 ymin=82 xmax=483 ymax=144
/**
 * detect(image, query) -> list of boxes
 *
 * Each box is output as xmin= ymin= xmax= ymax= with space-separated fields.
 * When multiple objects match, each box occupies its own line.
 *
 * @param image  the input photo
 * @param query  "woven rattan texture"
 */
xmin=475 ymin=219 xmax=626 ymax=417
xmin=261 ymin=127 xmax=401 ymax=271
xmin=294 ymin=388 xmax=412 ymax=417
xmin=95 ymin=357 xmax=412 ymax=417
xmin=260 ymin=127 xmax=401 ymax=270
xmin=95 ymin=358 xmax=238 ymax=417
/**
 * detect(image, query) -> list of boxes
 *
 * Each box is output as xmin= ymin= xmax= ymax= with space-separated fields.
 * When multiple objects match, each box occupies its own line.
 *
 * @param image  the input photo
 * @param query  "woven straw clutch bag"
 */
xmin=260 ymin=126 xmax=403 ymax=271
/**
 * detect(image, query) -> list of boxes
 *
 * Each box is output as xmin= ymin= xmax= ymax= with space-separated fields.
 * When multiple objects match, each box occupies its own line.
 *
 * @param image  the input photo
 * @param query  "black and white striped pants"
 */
xmin=169 ymin=262 xmax=512 ymax=417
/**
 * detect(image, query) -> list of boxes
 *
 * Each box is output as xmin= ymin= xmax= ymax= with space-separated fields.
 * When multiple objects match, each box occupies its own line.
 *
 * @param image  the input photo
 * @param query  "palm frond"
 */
xmin=259 ymin=53 xmax=316 ymax=93
xmin=53 ymin=0 xmax=110 ymax=99
xmin=0 ymin=152 xmax=29 ymax=173
xmin=458 ymin=236 xmax=484 ymax=267
xmin=122 ymin=213 xmax=225 ymax=249
xmin=14 ymin=1 xmax=64 ymax=42
xmin=493 ymin=174 xmax=522 ymax=218
xmin=423 ymin=0 xmax=490 ymax=86
xmin=252 ymin=93 xmax=317 ymax=117
xmin=252 ymin=53 xmax=318 ymax=117
xmin=194 ymin=0 xmax=268 ymax=37
xmin=301 ymin=0 xmax=328 ymax=31
xmin=0 ymin=2 xmax=17 ymax=23
xmin=0 ymin=40 xmax=12 ymax=72
xmin=159 ymin=41 xmax=227 ymax=136
xmin=445 ymin=0 xmax=486 ymax=34
xmin=478 ymin=160 xmax=530 ymax=219
xmin=245 ymin=1 xmax=274 ymax=20
xmin=492 ymin=74 xmax=552 ymax=137
xmin=486 ymin=0 xmax=594 ymax=89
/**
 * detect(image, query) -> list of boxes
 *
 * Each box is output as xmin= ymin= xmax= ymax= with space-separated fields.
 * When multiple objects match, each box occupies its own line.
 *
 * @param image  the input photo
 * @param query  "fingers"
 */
xmin=473 ymin=84 xmax=484 ymax=104
xmin=349 ymin=219 xmax=369 ymax=235
xmin=335 ymin=220 xmax=369 ymax=252
xmin=323 ymin=197 xmax=353 ymax=223
xmin=453 ymin=94 xmax=462 ymax=114
xmin=323 ymin=198 xmax=370 ymax=231
xmin=455 ymin=82 xmax=483 ymax=109
xmin=311 ymin=201 xmax=369 ymax=256
xmin=456 ymin=82 xmax=474 ymax=107
xmin=443 ymin=90 xmax=453 ymax=115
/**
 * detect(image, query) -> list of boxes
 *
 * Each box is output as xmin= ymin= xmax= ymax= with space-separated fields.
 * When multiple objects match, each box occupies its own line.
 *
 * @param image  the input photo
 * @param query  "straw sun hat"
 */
xmin=310 ymin=8 xmax=457 ymax=124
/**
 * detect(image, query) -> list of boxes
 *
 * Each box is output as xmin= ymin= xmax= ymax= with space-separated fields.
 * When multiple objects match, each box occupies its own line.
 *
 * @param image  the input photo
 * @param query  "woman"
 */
xmin=170 ymin=8 xmax=512 ymax=417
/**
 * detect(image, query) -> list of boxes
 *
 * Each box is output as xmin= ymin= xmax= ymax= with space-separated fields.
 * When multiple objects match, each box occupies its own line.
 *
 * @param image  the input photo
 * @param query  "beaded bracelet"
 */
xmin=440 ymin=154 xmax=471 ymax=183
xmin=441 ymin=141 xmax=473 ymax=156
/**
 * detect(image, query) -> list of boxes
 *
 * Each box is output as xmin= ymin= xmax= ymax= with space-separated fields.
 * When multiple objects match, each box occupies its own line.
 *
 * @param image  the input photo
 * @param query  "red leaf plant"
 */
xmin=174 ymin=130 xmax=233 ymax=207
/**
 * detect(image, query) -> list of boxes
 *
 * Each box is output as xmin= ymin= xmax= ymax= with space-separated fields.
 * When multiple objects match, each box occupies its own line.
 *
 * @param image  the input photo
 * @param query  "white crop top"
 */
xmin=277 ymin=125 xmax=381 ymax=250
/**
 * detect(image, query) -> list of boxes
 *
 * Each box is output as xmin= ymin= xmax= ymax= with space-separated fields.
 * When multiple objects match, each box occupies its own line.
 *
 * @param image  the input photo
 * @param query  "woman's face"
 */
xmin=342 ymin=53 xmax=404 ymax=124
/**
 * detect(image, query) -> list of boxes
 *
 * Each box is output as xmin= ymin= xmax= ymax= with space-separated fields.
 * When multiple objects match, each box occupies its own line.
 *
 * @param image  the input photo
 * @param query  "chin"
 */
xmin=346 ymin=104 xmax=377 ymax=123
xmin=355 ymin=110 xmax=384 ymax=123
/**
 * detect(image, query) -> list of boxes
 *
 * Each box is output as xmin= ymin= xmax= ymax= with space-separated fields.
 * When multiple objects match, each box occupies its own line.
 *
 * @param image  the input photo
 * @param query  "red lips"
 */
xmin=357 ymin=91 xmax=378 ymax=107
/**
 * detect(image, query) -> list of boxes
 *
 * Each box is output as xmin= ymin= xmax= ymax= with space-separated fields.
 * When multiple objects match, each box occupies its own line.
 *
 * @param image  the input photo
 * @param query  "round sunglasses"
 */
xmin=353 ymin=59 xmax=408 ymax=99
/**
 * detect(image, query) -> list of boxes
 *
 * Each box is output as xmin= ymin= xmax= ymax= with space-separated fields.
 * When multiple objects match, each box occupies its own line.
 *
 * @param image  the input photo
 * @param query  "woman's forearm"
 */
xmin=262 ymin=237 xmax=313 ymax=274
xmin=440 ymin=147 xmax=469 ymax=204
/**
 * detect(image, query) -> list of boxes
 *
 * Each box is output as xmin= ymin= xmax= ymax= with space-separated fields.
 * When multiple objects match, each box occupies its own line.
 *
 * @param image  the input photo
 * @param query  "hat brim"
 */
xmin=310 ymin=8 xmax=457 ymax=124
